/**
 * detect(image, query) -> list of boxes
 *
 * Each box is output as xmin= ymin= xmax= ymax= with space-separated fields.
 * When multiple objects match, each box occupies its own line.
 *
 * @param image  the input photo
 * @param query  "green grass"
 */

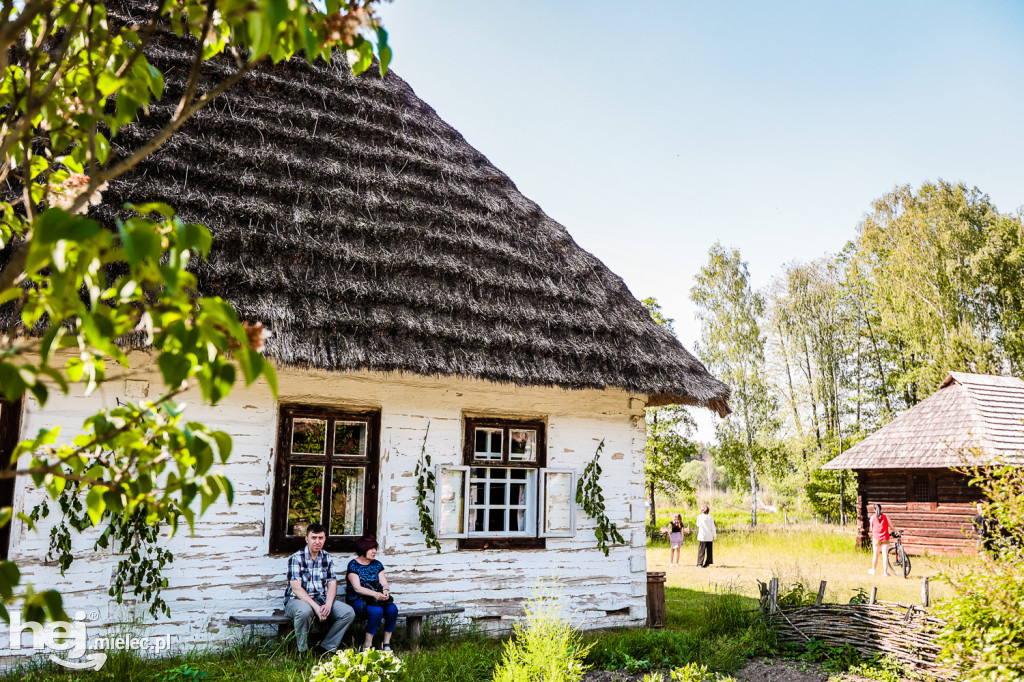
xmin=0 ymin=588 xmax=770 ymax=682
xmin=583 ymin=586 xmax=774 ymax=675
xmin=8 ymin=527 xmax=953 ymax=681
xmin=649 ymin=525 xmax=978 ymax=605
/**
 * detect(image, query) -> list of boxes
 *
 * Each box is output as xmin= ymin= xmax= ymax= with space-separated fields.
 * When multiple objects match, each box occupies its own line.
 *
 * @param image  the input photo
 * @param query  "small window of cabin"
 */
xmin=909 ymin=473 xmax=936 ymax=506
xmin=434 ymin=417 xmax=576 ymax=549
xmin=270 ymin=406 xmax=380 ymax=554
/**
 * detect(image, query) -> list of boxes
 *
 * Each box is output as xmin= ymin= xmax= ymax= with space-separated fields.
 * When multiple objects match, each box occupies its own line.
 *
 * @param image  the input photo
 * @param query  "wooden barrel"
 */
xmin=646 ymin=571 xmax=666 ymax=628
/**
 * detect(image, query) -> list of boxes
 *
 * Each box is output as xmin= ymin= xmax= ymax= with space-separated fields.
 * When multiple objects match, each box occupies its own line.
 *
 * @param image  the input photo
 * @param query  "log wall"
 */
xmin=0 ymin=352 xmax=651 ymax=661
xmin=856 ymin=469 xmax=983 ymax=555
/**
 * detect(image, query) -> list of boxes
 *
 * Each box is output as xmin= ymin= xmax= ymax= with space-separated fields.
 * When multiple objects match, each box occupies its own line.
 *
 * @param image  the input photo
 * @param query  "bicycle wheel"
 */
xmin=901 ymin=548 xmax=912 ymax=578
xmin=886 ymin=546 xmax=900 ymax=575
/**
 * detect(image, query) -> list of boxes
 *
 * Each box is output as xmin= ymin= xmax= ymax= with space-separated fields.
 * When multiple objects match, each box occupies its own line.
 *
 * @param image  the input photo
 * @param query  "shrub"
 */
xmin=641 ymin=662 xmax=738 ymax=682
xmin=309 ymin=649 xmax=407 ymax=682
xmin=934 ymin=462 xmax=1024 ymax=680
xmin=491 ymin=583 xmax=591 ymax=682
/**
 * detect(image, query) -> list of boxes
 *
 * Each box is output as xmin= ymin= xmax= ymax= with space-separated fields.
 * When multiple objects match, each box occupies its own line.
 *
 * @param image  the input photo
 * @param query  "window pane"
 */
xmin=334 ymin=422 xmax=367 ymax=457
xmin=489 ymin=482 xmax=507 ymax=505
xmin=544 ymin=471 xmax=573 ymax=534
xmin=509 ymin=430 xmax=537 ymax=462
xmin=473 ymin=509 xmax=485 ymax=532
xmin=510 ymin=469 xmax=527 ymax=480
xmin=292 ymin=419 xmax=327 ymax=455
xmin=330 ymin=468 xmax=365 ymax=536
xmin=474 ymin=428 xmax=502 ymax=460
xmin=438 ymin=468 xmax=466 ymax=536
xmin=471 ymin=482 xmax=484 ymax=504
xmin=489 ymin=508 xmax=506 ymax=532
xmin=287 ymin=465 xmax=324 ymax=536
xmin=914 ymin=478 xmax=930 ymax=503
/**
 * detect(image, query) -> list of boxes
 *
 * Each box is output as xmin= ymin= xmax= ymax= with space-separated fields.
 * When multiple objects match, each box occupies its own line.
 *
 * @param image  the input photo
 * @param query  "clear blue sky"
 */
xmin=376 ymin=1 xmax=1024 ymax=433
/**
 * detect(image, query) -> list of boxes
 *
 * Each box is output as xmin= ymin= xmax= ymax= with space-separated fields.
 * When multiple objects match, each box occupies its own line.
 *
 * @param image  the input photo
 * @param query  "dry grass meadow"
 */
xmin=647 ymin=524 xmax=980 ymax=606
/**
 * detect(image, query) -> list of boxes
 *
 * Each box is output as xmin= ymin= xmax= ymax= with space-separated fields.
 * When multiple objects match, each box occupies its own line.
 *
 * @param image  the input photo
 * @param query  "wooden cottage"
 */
xmin=0 ymin=1 xmax=730 ymax=654
xmin=824 ymin=372 xmax=1024 ymax=555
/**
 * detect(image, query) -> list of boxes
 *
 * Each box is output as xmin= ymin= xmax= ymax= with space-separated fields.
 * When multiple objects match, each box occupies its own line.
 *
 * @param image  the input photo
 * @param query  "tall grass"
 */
xmin=648 ymin=525 xmax=977 ymax=605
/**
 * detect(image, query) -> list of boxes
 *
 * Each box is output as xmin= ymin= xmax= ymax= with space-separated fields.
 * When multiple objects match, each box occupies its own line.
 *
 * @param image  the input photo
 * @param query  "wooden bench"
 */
xmin=229 ymin=605 xmax=466 ymax=645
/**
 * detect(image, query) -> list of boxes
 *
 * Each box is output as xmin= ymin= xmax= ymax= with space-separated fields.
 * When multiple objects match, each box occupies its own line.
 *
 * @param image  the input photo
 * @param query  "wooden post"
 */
xmin=646 ymin=572 xmax=666 ymax=628
xmin=815 ymin=580 xmax=827 ymax=606
xmin=870 ymin=586 xmax=877 ymax=605
xmin=921 ymin=577 xmax=930 ymax=607
xmin=769 ymin=577 xmax=779 ymax=614
xmin=407 ymin=615 xmax=423 ymax=647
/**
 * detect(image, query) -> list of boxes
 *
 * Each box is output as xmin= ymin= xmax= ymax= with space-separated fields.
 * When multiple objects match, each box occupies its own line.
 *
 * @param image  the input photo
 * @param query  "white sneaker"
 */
xmin=867 ymin=569 xmax=875 ymax=576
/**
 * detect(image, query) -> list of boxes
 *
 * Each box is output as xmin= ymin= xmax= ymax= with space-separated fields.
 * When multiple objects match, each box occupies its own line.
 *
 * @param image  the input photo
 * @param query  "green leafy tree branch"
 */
xmin=0 ymin=0 xmax=393 ymax=622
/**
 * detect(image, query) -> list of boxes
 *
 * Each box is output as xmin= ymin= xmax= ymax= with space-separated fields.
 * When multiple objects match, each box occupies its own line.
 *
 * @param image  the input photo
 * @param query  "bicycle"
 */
xmin=886 ymin=530 xmax=912 ymax=578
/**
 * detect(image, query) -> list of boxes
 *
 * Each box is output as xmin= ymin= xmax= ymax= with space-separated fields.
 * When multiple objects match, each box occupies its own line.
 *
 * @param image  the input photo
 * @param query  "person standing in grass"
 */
xmin=665 ymin=513 xmax=685 ymax=566
xmin=696 ymin=505 xmax=716 ymax=568
xmin=868 ymin=503 xmax=891 ymax=577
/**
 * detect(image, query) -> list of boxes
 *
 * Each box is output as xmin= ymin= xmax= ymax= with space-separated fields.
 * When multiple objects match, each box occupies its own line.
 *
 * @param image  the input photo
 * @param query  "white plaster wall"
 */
xmin=1 ymin=353 xmax=651 ymax=655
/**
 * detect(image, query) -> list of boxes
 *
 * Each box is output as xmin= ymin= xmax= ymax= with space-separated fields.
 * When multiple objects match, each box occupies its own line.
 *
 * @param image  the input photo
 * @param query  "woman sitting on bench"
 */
xmin=346 ymin=535 xmax=399 ymax=651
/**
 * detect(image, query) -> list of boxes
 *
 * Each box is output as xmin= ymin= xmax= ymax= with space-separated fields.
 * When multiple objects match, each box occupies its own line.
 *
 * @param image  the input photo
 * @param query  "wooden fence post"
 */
xmin=815 ymin=580 xmax=827 ymax=606
xmin=769 ymin=577 xmax=779 ymax=614
xmin=921 ymin=577 xmax=930 ymax=607
xmin=869 ymin=586 xmax=877 ymax=605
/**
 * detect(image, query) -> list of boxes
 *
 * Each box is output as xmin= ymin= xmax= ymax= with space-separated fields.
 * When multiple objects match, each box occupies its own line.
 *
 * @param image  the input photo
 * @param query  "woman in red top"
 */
xmin=869 ymin=504 xmax=891 ymax=577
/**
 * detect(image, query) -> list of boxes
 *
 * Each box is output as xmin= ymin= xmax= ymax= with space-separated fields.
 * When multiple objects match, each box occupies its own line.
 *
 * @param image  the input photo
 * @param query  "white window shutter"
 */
xmin=434 ymin=464 xmax=470 ymax=539
xmin=539 ymin=468 xmax=576 ymax=538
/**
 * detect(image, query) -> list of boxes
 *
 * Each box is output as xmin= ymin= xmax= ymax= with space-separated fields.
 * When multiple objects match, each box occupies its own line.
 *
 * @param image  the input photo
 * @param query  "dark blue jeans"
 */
xmin=350 ymin=598 xmax=399 ymax=635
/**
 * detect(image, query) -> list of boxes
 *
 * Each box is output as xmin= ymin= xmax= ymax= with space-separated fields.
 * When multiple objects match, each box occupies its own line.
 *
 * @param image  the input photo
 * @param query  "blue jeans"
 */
xmin=350 ymin=598 xmax=399 ymax=635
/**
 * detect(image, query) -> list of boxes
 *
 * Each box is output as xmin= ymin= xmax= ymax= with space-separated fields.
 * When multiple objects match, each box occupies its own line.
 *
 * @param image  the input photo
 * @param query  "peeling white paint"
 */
xmin=3 ymin=362 xmax=651 ymax=656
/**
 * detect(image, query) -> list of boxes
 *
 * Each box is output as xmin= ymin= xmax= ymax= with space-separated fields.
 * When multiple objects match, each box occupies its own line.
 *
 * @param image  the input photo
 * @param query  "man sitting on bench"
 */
xmin=284 ymin=523 xmax=356 ymax=656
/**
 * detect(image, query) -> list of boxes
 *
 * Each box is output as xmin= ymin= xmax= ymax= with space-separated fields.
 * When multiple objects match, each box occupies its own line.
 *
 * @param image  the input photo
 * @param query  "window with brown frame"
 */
xmin=270 ymin=406 xmax=380 ymax=554
xmin=432 ymin=417 xmax=576 ymax=550
xmin=0 ymin=398 xmax=21 ymax=560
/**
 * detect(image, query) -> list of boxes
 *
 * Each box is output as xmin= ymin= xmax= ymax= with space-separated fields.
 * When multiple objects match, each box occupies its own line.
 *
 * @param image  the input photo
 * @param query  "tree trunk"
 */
xmin=776 ymin=321 xmax=804 ymax=438
xmin=801 ymin=331 xmax=822 ymax=447
xmin=649 ymin=480 xmax=656 ymax=528
xmin=649 ymin=410 xmax=658 ymax=527
xmin=743 ymin=396 xmax=757 ymax=528
xmin=839 ymin=470 xmax=846 ymax=526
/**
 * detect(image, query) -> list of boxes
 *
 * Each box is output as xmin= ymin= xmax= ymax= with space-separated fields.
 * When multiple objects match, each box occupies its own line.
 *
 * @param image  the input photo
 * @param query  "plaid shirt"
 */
xmin=284 ymin=546 xmax=337 ymax=605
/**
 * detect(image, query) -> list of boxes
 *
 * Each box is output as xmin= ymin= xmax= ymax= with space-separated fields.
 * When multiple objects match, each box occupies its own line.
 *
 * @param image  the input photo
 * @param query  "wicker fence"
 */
xmin=760 ymin=577 xmax=955 ymax=681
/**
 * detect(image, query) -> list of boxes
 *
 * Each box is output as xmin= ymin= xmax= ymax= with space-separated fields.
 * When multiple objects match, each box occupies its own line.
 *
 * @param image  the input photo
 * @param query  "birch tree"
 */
xmin=691 ymin=244 xmax=778 ymax=526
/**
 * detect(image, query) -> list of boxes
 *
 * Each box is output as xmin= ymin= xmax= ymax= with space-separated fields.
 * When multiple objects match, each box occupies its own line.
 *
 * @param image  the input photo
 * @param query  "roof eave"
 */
xmin=648 ymin=392 xmax=731 ymax=417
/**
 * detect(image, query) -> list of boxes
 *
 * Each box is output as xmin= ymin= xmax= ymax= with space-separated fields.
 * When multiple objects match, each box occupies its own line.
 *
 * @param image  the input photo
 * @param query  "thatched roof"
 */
xmin=824 ymin=372 xmax=1024 ymax=470
xmin=83 ymin=2 xmax=731 ymax=414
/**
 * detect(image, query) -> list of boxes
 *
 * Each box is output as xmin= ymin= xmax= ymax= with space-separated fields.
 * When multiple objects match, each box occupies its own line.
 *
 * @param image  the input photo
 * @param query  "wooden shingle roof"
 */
xmin=824 ymin=372 xmax=1024 ymax=470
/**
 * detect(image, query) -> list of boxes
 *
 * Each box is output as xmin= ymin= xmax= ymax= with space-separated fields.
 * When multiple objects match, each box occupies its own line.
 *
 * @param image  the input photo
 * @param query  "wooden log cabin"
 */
xmin=824 ymin=372 xmax=1024 ymax=555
